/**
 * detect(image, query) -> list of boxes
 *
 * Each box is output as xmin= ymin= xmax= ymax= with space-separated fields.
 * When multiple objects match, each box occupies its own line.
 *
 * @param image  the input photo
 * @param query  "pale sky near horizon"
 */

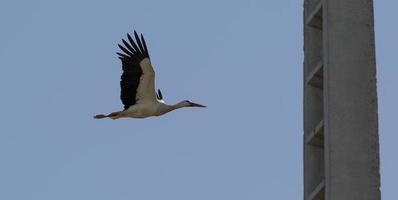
xmin=0 ymin=1 xmax=397 ymax=199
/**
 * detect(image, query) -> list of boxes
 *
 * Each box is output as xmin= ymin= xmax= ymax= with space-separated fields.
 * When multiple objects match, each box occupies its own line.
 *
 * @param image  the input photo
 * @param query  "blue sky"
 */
xmin=0 ymin=0 xmax=396 ymax=199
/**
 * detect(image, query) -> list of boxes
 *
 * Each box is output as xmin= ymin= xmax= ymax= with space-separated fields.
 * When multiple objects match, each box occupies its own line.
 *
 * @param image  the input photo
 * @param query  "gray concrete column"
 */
xmin=323 ymin=0 xmax=380 ymax=199
xmin=303 ymin=0 xmax=380 ymax=199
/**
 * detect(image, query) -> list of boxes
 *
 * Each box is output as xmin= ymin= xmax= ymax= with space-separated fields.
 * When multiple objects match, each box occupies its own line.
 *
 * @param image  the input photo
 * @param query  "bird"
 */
xmin=94 ymin=31 xmax=206 ymax=120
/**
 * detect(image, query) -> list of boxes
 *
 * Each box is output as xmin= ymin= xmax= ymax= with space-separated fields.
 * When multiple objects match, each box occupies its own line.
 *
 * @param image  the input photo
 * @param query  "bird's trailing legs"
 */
xmin=94 ymin=112 xmax=120 ymax=119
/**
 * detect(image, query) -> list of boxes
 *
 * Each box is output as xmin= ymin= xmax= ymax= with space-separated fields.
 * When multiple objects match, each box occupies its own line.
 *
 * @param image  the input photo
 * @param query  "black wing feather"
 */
xmin=116 ymin=52 xmax=128 ymax=58
xmin=134 ymin=31 xmax=146 ymax=56
xmin=141 ymin=34 xmax=149 ymax=57
xmin=122 ymin=39 xmax=137 ymax=54
xmin=127 ymin=34 xmax=142 ymax=55
xmin=118 ymin=44 xmax=134 ymax=57
xmin=117 ymin=30 xmax=150 ymax=110
xmin=157 ymin=89 xmax=163 ymax=100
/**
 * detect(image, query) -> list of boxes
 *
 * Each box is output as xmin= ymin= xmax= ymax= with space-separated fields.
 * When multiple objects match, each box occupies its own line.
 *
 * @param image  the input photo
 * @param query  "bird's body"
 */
xmin=103 ymin=101 xmax=188 ymax=120
xmin=94 ymin=31 xmax=205 ymax=120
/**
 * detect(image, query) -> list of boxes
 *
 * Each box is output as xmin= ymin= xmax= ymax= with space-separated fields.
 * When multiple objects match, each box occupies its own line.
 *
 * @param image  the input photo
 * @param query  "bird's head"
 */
xmin=179 ymin=100 xmax=206 ymax=108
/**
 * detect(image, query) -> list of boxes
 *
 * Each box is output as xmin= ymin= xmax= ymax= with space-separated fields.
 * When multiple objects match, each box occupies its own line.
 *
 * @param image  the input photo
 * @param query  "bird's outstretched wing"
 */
xmin=117 ymin=31 xmax=157 ymax=110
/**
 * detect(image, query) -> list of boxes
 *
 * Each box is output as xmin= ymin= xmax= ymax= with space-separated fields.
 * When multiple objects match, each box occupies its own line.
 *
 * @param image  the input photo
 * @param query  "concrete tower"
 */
xmin=303 ymin=0 xmax=380 ymax=199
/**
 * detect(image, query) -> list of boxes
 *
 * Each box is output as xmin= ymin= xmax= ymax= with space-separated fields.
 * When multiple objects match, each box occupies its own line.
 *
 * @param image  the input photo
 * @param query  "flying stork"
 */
xmin=94 ymin=31 xmax=206 ymax=120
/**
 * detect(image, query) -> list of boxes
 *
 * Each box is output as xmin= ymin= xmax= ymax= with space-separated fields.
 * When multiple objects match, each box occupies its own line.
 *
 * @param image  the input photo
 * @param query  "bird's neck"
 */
xmin=169 ymin=102 xmax=186 ymax=111
xmin=158 ymin=102 xmax=185 ymax=115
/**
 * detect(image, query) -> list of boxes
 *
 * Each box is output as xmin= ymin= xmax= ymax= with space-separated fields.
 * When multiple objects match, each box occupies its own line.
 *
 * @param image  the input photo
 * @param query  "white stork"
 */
xmin=94 ymin=31 xmax=206 ymax=120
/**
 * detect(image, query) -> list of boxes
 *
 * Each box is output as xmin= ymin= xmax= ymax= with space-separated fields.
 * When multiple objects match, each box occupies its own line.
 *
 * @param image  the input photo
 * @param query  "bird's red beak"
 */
xmin=189 ymin=102 xmax=206 ymax=108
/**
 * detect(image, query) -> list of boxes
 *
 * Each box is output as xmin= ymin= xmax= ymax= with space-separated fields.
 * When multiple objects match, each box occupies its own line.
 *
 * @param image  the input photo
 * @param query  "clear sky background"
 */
xmin=0 ymin=0 xmax=396 ymax=199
